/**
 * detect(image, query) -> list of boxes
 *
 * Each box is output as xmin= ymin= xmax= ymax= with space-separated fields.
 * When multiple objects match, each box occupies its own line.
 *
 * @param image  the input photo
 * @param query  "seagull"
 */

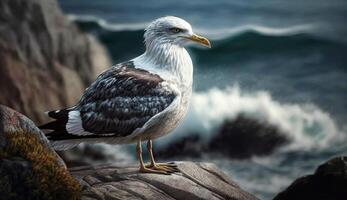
xmin=40 ymin=16 xmax=211 ymax=174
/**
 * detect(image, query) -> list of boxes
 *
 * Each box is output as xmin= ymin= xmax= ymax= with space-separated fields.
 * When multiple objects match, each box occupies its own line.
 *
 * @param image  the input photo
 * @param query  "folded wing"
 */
xmin=40 ymin=61 xmax=176 ymax=140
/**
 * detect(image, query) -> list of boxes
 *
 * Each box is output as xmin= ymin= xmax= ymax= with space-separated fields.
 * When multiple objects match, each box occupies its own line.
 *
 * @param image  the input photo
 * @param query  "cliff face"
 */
xmin=0 ymin=0 xmax=110 ymax=123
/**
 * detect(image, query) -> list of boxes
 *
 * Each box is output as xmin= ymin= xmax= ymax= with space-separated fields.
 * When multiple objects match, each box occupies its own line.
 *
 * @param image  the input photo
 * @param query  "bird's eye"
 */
xmin=170 ymin=28 xmax=181 ymax=33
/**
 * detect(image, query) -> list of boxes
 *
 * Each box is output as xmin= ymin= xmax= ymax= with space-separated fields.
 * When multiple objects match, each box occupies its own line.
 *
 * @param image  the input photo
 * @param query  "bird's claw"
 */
xmin=145 ymin=162 xmax=180 ymax=174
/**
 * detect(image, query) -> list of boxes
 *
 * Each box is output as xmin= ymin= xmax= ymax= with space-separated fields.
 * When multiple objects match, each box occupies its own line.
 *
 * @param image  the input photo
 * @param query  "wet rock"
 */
xmin=274 ymin=156 xmax=347 ymax=200
xmin=157 ymin=134 xmax=205 ymax=159
xmin=209 ymin=115 xmax=289 ymax=158
xmin=157 ymin=115 xmax=289 ymax=160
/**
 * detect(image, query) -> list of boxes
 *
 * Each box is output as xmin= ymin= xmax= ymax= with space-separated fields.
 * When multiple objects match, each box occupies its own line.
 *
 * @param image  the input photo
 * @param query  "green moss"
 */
xmin=0 ymin=131 xmax=81 ymax=200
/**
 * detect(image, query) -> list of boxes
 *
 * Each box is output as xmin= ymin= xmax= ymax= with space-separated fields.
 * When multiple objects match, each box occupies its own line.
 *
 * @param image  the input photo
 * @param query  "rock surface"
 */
xmin=71 ymin=161 xmax=258 ymax=200
xmin=209 ymin=115 xmax=289 ymax=158
xmin=0 ymin=105 xmax=81 ymax=199
xmin=0 ymin=104 xmax=65 ymax=167
xmin=274 ymin=156 xmax=347 ymax=200
xmin=0 ymin=0 xmax=111 ymax=123
xmin=0 ymin=105 xmax=259 ymax=200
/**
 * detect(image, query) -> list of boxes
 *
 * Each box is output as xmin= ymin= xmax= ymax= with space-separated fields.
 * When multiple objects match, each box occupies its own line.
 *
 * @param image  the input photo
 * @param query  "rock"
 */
xmin=274 ymin=156 xmax=347 ymax=200
xmin=0 ymin=0 xmax=111 ymax=123
xmin=0 ymin=105 xmax=259 ymax=200
xmin=0 ymin=105 xmax=81 ymax=199
xmin=157 ymin=134 xmax=205 ymax=159
xmin=157 ymin=115 xmax=289 ymax=160
xmin=71 ymin=161 xmax=258 ymax=200
xmin=209 ymin=115 xmax=289 ymax=158
xmin=0 ymin=104 xmax=65 ymax=167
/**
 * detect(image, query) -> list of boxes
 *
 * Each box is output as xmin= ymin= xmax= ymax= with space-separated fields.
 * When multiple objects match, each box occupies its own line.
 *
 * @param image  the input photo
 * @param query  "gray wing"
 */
xmin=76 ymin=61 xmax=175 ymax=137
xmin=41 ymin=61 xmax=176 ymax=141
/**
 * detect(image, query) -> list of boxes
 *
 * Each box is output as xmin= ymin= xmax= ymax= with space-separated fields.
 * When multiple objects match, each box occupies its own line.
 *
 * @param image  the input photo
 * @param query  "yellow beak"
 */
xmin=186 ymin=34 xmax=211 ymax=48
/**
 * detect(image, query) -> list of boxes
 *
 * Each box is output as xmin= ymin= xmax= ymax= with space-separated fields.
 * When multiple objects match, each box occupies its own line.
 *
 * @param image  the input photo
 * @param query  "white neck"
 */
xmin=132 ymin=42 xmax=193 ymax=86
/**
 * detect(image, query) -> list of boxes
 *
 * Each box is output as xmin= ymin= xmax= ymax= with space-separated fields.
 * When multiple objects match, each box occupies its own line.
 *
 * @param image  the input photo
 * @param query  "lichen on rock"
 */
xmin=0 ymin=105 xmax=81 ymax=200
xmin=0 ymin=132 xmax=81 ymax=200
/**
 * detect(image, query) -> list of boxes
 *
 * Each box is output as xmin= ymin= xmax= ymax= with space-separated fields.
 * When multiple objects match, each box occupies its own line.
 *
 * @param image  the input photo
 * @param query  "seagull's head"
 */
xmin=144 ymin=16 xmax=211 ymax=49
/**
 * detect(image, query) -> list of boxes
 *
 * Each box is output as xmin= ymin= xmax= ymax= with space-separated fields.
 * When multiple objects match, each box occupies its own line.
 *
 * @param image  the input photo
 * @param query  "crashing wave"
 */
xmin=67 ymin=14 xmax=344 ymax=153
xmin=158 ymin=86 xmax=344 ymax=151
xmin=68 ymin=14 xmax=318 ymax=41
xmin=195 ymin=24 xmax=317 ymax=40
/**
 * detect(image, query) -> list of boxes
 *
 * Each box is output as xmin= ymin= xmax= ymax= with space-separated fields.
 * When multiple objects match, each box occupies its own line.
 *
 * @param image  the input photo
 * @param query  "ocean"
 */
xmin=58 ymin=0 xmax=347 ymax=199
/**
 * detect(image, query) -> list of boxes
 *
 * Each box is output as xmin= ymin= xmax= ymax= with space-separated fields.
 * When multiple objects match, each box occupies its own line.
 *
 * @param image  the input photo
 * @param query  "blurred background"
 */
xmin=1 ymin=0 xmax=347 ymax=199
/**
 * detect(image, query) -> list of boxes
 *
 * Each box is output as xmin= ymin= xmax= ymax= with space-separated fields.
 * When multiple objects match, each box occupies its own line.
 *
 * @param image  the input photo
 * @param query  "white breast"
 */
xmin=131 ymin=43 xmax=194 ymax=140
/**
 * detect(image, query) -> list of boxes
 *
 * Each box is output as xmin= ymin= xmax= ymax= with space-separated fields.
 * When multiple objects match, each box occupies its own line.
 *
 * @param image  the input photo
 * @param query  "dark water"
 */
xmin=58 ymin=0 xmax=347 ymax=199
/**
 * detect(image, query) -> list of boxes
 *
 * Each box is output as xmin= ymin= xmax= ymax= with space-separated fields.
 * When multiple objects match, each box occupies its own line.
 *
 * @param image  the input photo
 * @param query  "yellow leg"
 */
xmin=136 ymin=139 xmax=169 ymax=174
xmin=146 ymin=140 xmax=179 ymax=173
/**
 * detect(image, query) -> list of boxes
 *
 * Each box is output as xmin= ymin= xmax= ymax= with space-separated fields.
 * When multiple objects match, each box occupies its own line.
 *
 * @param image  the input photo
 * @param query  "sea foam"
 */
xmin=158 ymin=86 xmax=344 ymax=151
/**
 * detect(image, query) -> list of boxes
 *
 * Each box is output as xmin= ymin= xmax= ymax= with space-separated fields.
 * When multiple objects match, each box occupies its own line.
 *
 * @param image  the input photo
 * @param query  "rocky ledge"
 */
xmin=71 ymin=162 xmax=258 ymax=200
xmin=0 ymin=105 xmax=258 ymax=200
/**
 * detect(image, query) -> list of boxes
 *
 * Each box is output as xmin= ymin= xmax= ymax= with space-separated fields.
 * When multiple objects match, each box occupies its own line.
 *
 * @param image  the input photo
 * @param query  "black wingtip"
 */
xmin=39 ymin=120 xmax=59 ymax=130
xmin=40 ymin=109 xmax=70 ymax=137
xmin=47 ymin=109 xmax=70 ymax=120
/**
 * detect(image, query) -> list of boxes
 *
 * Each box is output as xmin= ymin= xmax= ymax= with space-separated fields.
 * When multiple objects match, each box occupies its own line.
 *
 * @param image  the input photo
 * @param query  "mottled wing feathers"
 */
xmin=41 ymin=61 xmax=176 ymax=140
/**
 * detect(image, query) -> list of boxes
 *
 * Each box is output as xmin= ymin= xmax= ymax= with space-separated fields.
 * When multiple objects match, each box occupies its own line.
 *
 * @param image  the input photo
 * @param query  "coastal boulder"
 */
xmin=209 ymin=115 xmax=289 ymax=158
xmin=0 ymin=105 xmax=81 ymax=200
xmin=157 ymin=115 xmax=289 ymax=159
xmin=274 ymin=156 xmax=347 ymax=200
